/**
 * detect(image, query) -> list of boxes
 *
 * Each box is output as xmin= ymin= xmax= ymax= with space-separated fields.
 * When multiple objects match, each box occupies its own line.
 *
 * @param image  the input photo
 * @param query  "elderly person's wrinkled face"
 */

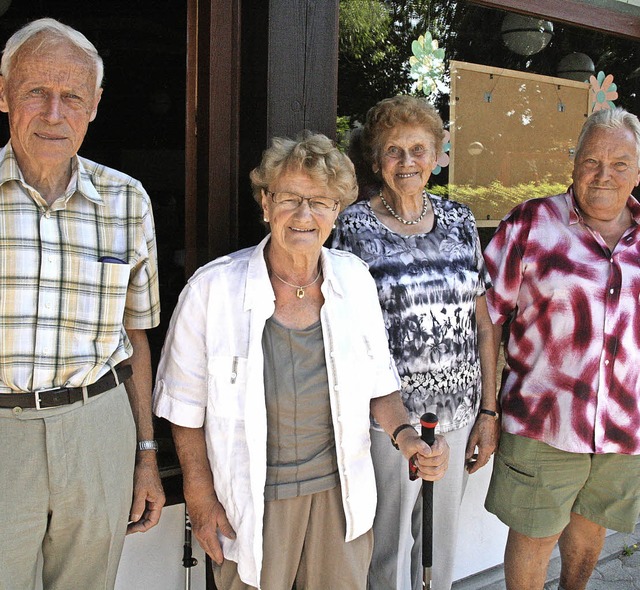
xmin=377 ymin=124 xmax=437 ymax=200
xmin=0 ymin=37 xmax=102 ymax=175
xmin=262 ymin=171 xmax=340 ymax=258
xmin=572 ymin=126 xmax=640 ymax=222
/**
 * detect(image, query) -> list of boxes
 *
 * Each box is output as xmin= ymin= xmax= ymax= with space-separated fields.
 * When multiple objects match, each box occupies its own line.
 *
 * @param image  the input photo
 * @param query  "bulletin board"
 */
xmin=449 ymin=60 xmax=590 ymax=223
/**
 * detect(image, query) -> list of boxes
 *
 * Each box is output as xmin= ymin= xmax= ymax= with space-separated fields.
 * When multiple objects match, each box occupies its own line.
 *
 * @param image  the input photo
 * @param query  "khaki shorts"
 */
xmin=485 ymin=432 xmax=640 ymax=537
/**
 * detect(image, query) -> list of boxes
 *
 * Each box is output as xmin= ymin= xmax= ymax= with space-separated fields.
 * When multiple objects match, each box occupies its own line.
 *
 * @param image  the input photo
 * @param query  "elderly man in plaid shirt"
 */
xmin=0 ymin=18 xmax=164 ymax=589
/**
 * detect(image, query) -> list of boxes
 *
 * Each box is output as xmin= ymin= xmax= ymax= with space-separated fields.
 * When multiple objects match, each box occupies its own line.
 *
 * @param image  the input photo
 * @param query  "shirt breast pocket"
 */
xmin=207 ymin=356 xmax=248 ymax=418
xmin=66 ymin=258 xmax=130 ymax=340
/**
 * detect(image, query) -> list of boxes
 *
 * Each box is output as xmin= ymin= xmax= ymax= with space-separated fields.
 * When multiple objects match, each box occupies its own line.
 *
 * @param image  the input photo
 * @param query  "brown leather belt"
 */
xmin=0 ymin=364 xmax=133 ymax=409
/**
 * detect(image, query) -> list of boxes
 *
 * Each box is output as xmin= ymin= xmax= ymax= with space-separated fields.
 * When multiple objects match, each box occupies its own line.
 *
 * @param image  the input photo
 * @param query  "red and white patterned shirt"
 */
xmin=484 ymin=188 xmax=640 ymax=455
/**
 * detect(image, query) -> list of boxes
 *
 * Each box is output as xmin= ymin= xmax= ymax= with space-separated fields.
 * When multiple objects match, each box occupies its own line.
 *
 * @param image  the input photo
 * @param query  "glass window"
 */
xmin=338 ymin=0 xmax=640 ymax=241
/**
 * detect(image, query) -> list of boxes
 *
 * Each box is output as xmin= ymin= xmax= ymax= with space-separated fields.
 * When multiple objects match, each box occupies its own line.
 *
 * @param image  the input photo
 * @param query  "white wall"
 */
xmin=116 ymin=503 xmax=207 ymax=590
xmin=453 ymin=456 xmax=508 ymax=581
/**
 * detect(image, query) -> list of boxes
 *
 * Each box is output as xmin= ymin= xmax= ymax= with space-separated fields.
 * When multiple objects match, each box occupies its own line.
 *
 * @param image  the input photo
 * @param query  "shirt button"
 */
xmin=44 ymin=211 xmax=51 ymax=219
xmin=609 ymin=289 xmax=614 ymax=294
xmin=12 ymin=406 xmax=23 ymax=415
xmin=610 ymin=258 xmax=614 ymax=263
xmin=604 ymin=359 xmax=610 ymax=366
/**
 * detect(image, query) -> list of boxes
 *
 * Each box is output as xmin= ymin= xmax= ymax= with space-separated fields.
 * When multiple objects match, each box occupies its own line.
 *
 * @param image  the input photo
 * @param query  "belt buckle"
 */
xmin=34 ymin=387 xmax=62 ymax=410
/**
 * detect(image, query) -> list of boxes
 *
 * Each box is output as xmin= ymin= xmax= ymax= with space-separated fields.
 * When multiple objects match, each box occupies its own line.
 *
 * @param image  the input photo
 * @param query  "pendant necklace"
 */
xmin=379 ymin=190 xmax=429 ymax=225
xmin=271 ymin=267 xmax=322 ymax=299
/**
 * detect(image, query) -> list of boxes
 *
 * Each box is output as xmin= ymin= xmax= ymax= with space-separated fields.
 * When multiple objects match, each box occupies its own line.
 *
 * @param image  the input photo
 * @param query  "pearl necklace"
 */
xmin=271 ymin=267 xmax=322 ymax=299
xmin=379 ymin=190 xmax=429 ymax=225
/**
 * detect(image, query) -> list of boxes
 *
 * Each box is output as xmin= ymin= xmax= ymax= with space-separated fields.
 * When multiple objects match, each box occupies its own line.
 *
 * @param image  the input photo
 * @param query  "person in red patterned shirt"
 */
xmin=484 ymin=107 xmax=640 ymax=590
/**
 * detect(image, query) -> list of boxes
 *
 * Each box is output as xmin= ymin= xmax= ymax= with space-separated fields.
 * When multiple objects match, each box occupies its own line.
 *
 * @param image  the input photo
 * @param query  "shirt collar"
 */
xmin=243 ymin=234 xmax=346 ymax=311
xmin=0 ymin=141 xmax=104 ymax=206
xmin=567 ymin=184 xmax=640 ymax=226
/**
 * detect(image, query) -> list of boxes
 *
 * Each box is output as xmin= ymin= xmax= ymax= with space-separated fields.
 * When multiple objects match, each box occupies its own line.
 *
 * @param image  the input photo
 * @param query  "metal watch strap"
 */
xmin=136 ymin=439 xmax=158 ymax=452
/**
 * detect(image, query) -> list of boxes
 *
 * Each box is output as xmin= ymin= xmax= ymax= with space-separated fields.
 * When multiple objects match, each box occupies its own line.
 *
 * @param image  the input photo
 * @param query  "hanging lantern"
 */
xmin=557 ymin=53 xmax=595 ymax=82
xmin=501 ymin=14 xmax=553 ymax=56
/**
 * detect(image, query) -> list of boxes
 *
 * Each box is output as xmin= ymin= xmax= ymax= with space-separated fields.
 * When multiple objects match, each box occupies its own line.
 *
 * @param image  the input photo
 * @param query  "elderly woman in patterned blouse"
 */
xmin=332 ymin=95 xmax=498 ymax=590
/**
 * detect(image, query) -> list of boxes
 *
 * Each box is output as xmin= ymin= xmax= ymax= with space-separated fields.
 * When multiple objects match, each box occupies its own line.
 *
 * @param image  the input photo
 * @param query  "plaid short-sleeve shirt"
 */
xmin=0 ymin=142 xmax=160 ymax=393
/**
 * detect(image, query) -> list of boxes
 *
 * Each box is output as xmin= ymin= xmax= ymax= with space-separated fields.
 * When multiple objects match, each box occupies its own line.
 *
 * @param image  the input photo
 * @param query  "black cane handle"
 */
xmin=420 ymin=412 xmax=438 ymax=569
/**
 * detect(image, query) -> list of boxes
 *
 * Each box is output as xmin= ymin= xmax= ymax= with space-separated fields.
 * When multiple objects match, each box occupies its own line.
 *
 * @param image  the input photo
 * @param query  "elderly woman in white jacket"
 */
xmin=153 ymin=133 xmax=449 ymax=590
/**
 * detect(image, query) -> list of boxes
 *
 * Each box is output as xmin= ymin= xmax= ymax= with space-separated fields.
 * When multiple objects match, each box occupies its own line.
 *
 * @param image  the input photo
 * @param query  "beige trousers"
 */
xmin=213 ymin=485 xmax=373 ymax=590
xmin=0 ymin=384 xmax=136 ymax=590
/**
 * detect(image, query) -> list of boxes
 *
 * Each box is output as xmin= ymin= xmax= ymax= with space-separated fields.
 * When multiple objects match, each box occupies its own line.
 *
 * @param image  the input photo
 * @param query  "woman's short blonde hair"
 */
xmin=363 ymin=95 xmax=445 ymax=169
xmin=250 ymin=132 xmax=358 ymax=211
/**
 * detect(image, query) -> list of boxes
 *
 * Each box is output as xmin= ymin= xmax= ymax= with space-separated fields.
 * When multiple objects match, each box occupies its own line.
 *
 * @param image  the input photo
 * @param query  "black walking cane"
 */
xmin=182 ymin=507 xmax=198 ymax=590
xmin=410 ymin=412 xmax=439 ymax=589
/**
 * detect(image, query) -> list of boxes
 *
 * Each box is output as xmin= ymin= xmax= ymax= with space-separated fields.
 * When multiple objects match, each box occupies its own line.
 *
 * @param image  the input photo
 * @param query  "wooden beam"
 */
xmin=267 ymin=0 xmax=339 ymax=139
xmin=207 ymin=0 xmax=241 ymax=263
xmin=467 ymin=0 xmax=640 ymax=40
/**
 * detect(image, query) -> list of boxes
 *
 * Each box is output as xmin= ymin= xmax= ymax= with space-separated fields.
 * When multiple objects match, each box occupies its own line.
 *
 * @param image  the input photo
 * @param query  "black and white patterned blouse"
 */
xmin=331 ymin=195 xmax=490 ymax=433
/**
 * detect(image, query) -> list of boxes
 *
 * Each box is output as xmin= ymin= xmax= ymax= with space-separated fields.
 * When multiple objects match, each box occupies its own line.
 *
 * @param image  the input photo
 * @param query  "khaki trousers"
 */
xmin=0 ymin=384 xmax=136 ymax=590
xmin=214 ymin=485 xmax=373 ymax=590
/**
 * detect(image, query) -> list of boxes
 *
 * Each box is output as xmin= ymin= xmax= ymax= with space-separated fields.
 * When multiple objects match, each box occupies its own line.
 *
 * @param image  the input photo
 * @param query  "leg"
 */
xmin=504 ymin=528 xmax=562 ymax=590
xmin=260 ymin=495 xmax=309 ymax=590
xmin=0 ymin=410 xmax=50 ymax=590
xmin=213 ymin=560 xmax=258 ymax=590
xmin=368 ymin=427 xmax=422 ymax=590
xmin=430 ymin=422 xmax=473 ymax=590
xmin=42 ymin=385 xmax=136 ymax=589
xmin=297 ymin=486 xmax=373 ymax=590
xmin=557 ymin=512 xmax=605 ymax=590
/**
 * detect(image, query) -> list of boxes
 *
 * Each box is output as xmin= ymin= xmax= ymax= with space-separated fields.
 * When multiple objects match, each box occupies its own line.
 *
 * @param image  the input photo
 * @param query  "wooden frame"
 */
xmin=468 ymin=0 xmax=640 ymax=39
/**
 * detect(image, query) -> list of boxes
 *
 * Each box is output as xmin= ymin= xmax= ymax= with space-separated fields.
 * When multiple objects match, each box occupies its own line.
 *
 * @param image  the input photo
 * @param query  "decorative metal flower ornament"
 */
xmin=589 ymin=71 xmax=618 ymax=112
xmin=409 ymin=32 xmax=446 ymax=95
xmin=432 ymin=130 xmax=450 ymax=175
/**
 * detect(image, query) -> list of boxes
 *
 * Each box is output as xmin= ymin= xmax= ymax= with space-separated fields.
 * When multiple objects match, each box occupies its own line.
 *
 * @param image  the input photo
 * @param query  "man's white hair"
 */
xmin=1 ymin=18 xmax=103 ymax=92
xmin=576 ymin=107 xmax=640 ymax=167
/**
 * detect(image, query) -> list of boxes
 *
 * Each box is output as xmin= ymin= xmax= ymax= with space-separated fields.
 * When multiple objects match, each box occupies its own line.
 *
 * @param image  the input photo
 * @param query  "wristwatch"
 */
xmin=136 ymin=439 xmax=159 ymax=452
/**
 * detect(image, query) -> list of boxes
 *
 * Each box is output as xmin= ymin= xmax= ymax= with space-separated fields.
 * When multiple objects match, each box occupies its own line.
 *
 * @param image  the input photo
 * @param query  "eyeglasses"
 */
xmin=265 ymin=190 xmax=340 ymax=212
xmin=383 ymin=145 xmax=433 ymax=161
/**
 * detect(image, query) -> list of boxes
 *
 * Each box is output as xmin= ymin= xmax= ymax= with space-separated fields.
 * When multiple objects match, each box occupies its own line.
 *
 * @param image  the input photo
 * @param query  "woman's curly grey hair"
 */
xmin=250 ymin=132 xmax=358 ymax=211
xmin=362 ymin=95 xmax=445 ymax=171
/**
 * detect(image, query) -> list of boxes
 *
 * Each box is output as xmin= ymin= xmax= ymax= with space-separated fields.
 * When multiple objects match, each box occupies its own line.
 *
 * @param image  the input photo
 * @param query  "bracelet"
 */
xmin=479 ymin=408 xmax=499 ymax=421
xmin=136 ymin=440 xmax=158 ymax=452
xmin=391 ymin=423 xmax=415 ymax=449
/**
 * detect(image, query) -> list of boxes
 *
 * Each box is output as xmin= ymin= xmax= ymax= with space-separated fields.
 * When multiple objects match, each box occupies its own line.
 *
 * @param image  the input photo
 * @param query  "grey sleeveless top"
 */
xmin=262 ymin=317 xmax=339 ymax=501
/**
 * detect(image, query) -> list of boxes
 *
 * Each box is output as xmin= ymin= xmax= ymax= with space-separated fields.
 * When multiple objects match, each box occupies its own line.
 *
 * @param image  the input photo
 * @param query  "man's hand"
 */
xmin=187 ymin=493 xmax=236 ymax=565
xmin=127 ymin=455 xmax=166 ymax=534
xmin=397 ymin=430 xmax=450 ymax=482
xmin=465 ymin=414 xmax=500 ymax=474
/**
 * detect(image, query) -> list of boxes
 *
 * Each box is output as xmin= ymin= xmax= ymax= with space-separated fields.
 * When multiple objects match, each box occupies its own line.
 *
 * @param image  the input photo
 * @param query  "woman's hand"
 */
xmin=171 ymin=424 xmax=236 ymax=565
xmin=186 ymin=493 xmax=236 ymax=565
xmin=465 ymin=414 xmax=500 ymax=474
xmin=396 ymin=428 xmax=450 ymax=482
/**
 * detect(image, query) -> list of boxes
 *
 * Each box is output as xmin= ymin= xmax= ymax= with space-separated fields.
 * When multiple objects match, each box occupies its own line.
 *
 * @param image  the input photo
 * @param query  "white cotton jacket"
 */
xmin=153 ymin=235 xmax=401 ymax=588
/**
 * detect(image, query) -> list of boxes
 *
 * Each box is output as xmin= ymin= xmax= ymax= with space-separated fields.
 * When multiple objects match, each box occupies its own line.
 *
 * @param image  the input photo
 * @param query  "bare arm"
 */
xmin=171 ymin=424 xmax=236 ymax=565
xmin=370 ymin=392 xmax=449 ymax=481
xmin=466 ymin=295 xmax=501 ymax=474
xmin=123 ymin=328 xmax=165 ymax=533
